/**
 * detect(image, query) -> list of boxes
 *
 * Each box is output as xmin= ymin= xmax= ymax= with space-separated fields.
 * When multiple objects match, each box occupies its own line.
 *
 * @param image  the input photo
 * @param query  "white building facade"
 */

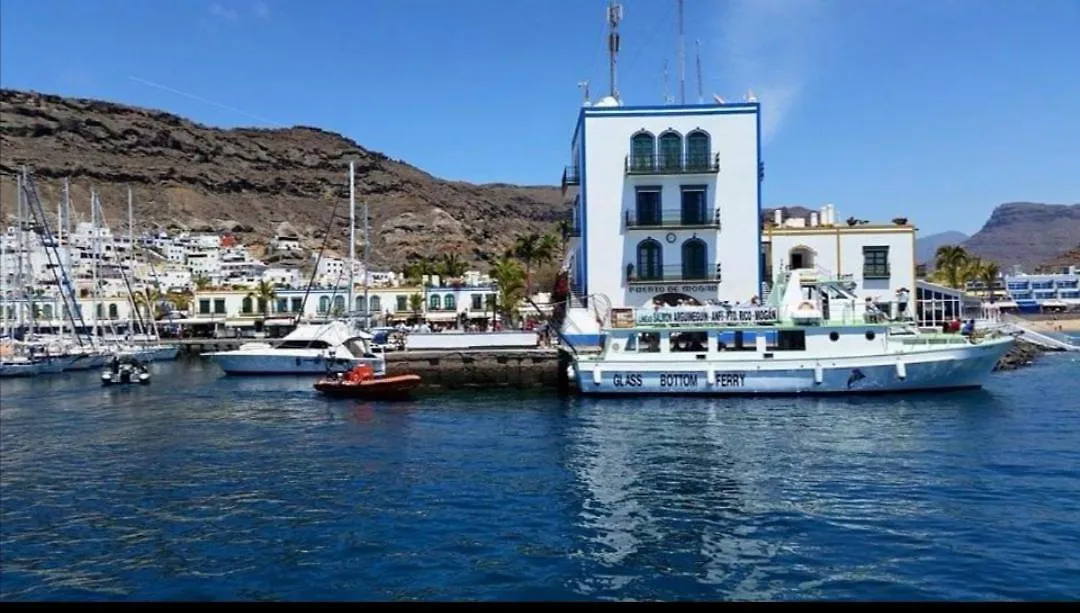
xmin=765 ymin=206 xmax=916 ymax=318
xmin=566 ymin=100 xmax=763 ymax=312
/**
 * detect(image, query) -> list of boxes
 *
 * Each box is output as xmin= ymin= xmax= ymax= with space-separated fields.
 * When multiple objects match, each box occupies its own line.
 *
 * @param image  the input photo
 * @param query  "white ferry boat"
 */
xmin=203 ymin=320 xmax=386 ymax=376
xmin=568 ymin=270 xmax=1016 ymax=395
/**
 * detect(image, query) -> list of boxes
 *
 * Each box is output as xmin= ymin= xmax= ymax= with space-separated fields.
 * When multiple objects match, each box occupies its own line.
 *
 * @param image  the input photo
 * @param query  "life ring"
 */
xmin=797 ymin=301 xmax=815 ymax=312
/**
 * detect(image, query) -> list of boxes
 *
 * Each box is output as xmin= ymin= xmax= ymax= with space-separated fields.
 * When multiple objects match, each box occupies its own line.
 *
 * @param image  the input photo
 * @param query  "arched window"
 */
xmin=686 ymin=130 xmax=710 ymax=171
xmin=96 ymin=304 xmax=104 ymax=319
xmin=242 ymin=296 xmax=253 ymax=314
xmin=108 ymin=303 xmax=119 ymax=319
xmin=370 ymin=296 xmax=381 ymax=313
xmin=682 ymin=239 xmax=708 ymax=280
xmin=356 ymin=295 xmax=367 ymax=313
xmin=429 ymin=294 xmax=441 ymax=311
xmin=630 ymin=131 xmax=655 ymax=172
xmin=318 ymin=295 xmax=330 ymax=313
xmin=332 ymin=295 xmax=345 ymax=313
xmin=444 ymin=294 xmax=456 ymax=311
xmin=659 ymin=131 xmax=682 ymax=171
xmin=636 ymin=239 xmax=663 ymax=281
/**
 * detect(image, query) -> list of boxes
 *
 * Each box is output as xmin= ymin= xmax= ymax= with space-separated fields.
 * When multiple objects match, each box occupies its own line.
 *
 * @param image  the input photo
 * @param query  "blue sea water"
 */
xmin=2 ymin=354 xmax=1079 ymax=601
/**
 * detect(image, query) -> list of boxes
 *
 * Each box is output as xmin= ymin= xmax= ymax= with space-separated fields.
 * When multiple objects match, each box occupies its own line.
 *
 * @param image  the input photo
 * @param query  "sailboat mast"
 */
xmin=363 ymin=191 xmax=370 ymax=330
xmin=1 ymin=188 xmax=7 ymax=340
xmin=60 ymin=179 xmax=70 ymax=343
xmin=348 ymin=161 xmax=356 ymax=318
xmin=90 ymin=189 xmax=99 ymax=341
xmin=15 ymin=172 xmax=25 ymax=332
xmin=127 ymin=187 xmax=134 ymax=269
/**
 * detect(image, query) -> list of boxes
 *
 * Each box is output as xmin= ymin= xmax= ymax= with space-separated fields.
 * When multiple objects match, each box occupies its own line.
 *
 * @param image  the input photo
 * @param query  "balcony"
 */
xmin=625 ymin=209 xmax=721 ymax=230
xmin=625 ymin=153 xmax=720 ymax=176
xmin=627 ymin=265 xmax=721 ymax=284
xmin=862 ymin=264 xmax=891 ymax=279
xmin=561 ymin=165 xmax=580 ymax=191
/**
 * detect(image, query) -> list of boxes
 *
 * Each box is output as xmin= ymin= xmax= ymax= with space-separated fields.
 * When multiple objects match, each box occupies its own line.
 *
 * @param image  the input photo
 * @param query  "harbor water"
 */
xmin=2 ymin=354 xmax=1079 ymax=601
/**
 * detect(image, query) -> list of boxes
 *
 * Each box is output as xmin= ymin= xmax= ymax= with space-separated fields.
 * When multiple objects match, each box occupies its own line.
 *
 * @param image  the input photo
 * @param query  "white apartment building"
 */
xmin=564 ymin=97 xmax=762 ymax=310
xmin=764 ymin=204 xmax=916 ymax=318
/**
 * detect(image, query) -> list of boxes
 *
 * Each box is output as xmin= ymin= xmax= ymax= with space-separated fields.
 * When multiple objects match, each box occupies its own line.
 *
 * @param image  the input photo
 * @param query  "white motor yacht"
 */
xmin=203 ymin=320 xmax=386 ymax=376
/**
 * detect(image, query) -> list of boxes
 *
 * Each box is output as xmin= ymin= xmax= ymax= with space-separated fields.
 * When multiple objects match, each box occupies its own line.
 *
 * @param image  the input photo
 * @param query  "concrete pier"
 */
xmin=385 ymin=349 xmax=567 ymax=390
xmin=164 ymin=340 xmax=572 ymax=390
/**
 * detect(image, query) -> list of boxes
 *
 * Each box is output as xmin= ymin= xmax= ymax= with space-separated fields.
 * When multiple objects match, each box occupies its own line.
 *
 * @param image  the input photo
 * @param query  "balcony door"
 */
xmin=681 ymin=239 xmax=707 ymax=280
xmin=680 ymin=187 xmax=706 ymax=225
xmin=637 ymin=239 xmax=663 ymax=281
xmin=635 ymin=188 xmax=661 ymax=226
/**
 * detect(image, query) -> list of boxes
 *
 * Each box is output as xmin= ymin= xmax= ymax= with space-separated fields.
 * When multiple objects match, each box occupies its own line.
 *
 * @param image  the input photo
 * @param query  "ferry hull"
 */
xmin=572 ymin=339 xmax=1013 ymax=396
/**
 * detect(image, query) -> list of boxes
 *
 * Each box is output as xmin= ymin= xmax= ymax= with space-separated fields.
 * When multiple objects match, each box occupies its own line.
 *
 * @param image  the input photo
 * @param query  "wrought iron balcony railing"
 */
xmin=627 ymin=265 xmax=722 ymax=284
xmin=625 ymin=209 xmax=721 ymax=229
xmin=561 ymin=165 xmax=580 ymax=190
xmin=625 ymin=153 xmax=720 ymax=175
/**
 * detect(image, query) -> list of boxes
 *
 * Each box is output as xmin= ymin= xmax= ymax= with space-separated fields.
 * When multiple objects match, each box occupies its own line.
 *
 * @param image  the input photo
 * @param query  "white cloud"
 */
xmin=714 ymin=0 xmax=833 ymax=144
xmin=252 ymin=1 xmax=269 ymax=20
xmin=209 ymin=3 xmax=239 ymax=21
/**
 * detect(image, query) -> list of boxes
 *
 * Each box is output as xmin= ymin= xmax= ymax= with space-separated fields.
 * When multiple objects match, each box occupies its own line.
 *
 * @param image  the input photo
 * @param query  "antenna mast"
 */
xmin=577 ymin=81 xmax=590 ymax=104
xmin=678 ymin=0 xmax=686 ymax=104
xmin=607 ymin=1 xmax=623 ymax=100
xmin=695 ymin=39 xmax=704 ymax=103
xmin=663 ymin=61 xmax=674 ymax=104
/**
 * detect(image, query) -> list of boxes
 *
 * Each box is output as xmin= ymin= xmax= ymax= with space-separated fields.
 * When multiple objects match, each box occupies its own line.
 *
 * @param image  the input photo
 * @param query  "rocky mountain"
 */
xmin=914 ymin=231 xmax=969 ymax=267
xmin=1036 ymin=244 xmax=1080 ymax=273
xmin=0 ymin=89 xmax=568 ymax=270
xmin=962 ymin=203 xmax=1080 ymax=272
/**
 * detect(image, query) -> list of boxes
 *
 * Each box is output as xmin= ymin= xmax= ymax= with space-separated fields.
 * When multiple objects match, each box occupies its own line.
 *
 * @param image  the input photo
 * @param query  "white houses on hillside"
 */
xmin=564 ymin=97 xmax=763 ymax=310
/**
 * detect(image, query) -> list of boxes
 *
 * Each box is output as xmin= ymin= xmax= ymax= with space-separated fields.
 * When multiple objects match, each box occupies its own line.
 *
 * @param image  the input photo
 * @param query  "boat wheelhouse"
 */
xmin=569 ymin=269 xmax=1015 ymax=395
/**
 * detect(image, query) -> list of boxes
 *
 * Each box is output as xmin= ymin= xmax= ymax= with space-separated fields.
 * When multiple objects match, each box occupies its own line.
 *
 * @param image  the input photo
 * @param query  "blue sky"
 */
xmin=2 ymin=0 xmax=1078 ymax=236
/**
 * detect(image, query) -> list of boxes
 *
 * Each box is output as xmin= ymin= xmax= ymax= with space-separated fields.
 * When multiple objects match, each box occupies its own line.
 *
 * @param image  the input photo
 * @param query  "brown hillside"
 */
xmin=0 ymin=89 xmax=568 ymax=270
xmin=1036 ymin=244 xmax=1080 ymax=273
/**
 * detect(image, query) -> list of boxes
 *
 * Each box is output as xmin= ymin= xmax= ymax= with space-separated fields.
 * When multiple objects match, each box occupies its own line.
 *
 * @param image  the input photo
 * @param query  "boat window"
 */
xmin=728 ymin=330 xmax=756 ymax=351
xmin=623 ymin=335 xmax=638 ymax=351
xmin=278 ymin=340 xmax=331 ymax=349
xmin=670 ymin=331 xmax=708 ymax=352
xmin=638 ymin=332 xmax=661 ymax=353
xmin=777 ymin=330 xmax=806 ymax=350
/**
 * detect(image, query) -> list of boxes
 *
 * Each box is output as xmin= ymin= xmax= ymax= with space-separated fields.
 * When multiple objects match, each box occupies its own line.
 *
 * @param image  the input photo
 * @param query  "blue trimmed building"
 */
xmin=560 ymin=95 xmax=763 ymax=346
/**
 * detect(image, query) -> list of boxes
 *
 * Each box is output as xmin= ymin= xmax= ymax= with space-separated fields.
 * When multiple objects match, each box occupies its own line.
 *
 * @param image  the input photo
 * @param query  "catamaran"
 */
xmin=568 ymin=269 xmax=1016 ymax=395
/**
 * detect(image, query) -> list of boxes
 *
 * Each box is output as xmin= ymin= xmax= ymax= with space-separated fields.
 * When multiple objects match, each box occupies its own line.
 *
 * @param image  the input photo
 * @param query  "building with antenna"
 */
xmin=558 ymin=3 xmax=763 ymax=346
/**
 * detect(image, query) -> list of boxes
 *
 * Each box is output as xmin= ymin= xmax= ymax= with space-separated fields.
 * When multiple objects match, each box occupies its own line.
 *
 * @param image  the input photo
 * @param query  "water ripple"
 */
xmin=2 ymin=356 xmax=1080 ymax=600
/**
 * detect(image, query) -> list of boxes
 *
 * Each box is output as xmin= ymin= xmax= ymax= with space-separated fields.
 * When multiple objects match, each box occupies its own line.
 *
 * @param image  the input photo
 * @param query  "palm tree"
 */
xmin=403 ymin=255 xmax=440 ymax=286
xmin=193 ymin=275 xmax=212 ymax=291
xmin=439 ymin=252 xmax=468 ymax=279
xmin=165 ymin=290 xmax=192 ymax=315
xmin=247 ymin=280 xmax=277 ymax=318
xmin=513 ymin=232 xmax=558 ymax=296
xmin=489 ymin=255 xmax=526 ymax=323
xmin=556 ymin=219 xmax=571 ymax=251
xmin=134 ymin=286 xmax=164 ymax=319
xmin=933 ymin=245 xmax=969 ymax=289
xmin=976 ymin=259 xmax=1001 ymax=302
xmin=408 ymin=292 xmax=424 ymax=316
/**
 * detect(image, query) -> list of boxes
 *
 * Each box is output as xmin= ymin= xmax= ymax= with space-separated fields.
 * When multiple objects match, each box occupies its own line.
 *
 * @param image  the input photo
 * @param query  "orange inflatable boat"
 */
xmin=314 ymin=363 xmax=421 ymax=400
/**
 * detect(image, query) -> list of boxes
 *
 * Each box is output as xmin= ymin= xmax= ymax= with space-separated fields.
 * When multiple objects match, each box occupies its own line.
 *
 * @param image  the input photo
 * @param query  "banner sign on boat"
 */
xmin=614 ymin=306 xmax=779 ymax=327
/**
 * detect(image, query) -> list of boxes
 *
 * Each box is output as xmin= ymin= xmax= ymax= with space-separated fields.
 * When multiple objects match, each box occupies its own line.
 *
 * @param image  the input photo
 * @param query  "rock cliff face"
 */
xmin=0 ymin=89 xmax=567 ymax=269
xmin=1037 ymin=244 xmax=1080 ymax=273
xmin=963 ymin=203 xmax=1080 ymax=271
